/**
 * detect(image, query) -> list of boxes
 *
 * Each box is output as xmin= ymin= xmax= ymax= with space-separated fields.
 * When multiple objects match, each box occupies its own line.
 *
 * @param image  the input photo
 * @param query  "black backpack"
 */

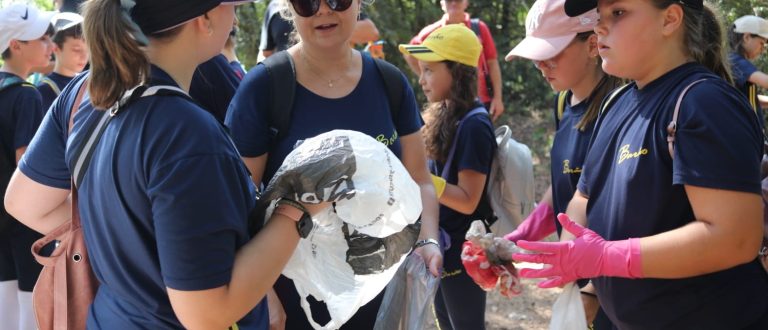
xmin=260 ymin=51 xmax=405 ymax=141
xmin=0 ymin=75 xmax=34 ymax=233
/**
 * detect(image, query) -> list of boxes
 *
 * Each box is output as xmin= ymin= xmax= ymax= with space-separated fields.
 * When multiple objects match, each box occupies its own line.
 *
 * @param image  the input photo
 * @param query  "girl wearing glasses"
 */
xmin=225 ymin=0 xmax=443 ymax=329
xmin=4 ymin=0 xmax=329 ymax=329
xmin=514 ymin=0 xmax=768 ymax=328
xmin=728 ymin=15 xmax=768 ymax=118
xmin=503 ymin=0 xmax=620 ymax=328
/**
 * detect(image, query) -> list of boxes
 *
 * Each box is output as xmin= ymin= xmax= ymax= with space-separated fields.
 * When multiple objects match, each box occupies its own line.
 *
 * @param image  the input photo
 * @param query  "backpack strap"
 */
xmin=262 ymin=52 xmax=404 ymax=143
xmin=40 ymin=77 xmax=62 ymax=96
xmin=469 ymin=18 xmax=481 ymax=40
xmin=372 ymin=58 xmax=404 ymax=128
xmin=556 ymin=90 xmax=568 ymax=123
xmin=261 ymin=51 xmax=296 ymax=141
xmin=441 ymin=107 xmax=489 ymax=179
xmin=0 ymin=75 xmax=31 ymax=93
xmin=469 ymin=18 xmax=492 ymax=79
xmin=666 ymin=79 xmax=707 ymax=159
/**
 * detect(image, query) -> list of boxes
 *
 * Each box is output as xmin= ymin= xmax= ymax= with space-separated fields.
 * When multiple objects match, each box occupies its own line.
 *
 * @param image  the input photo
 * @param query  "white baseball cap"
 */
xmin=0 ymin=3 xmax=55 ymax=53
xmin=734 ymin=15 xmax=768 ymax=40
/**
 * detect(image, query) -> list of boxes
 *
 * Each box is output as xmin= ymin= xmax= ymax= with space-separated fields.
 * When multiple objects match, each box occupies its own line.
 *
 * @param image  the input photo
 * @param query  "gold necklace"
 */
xmin=300 ymin=49 xmax=352 ymax=88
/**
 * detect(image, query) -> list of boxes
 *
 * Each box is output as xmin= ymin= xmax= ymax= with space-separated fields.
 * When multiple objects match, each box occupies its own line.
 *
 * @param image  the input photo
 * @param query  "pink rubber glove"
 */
xmin=513 ymin=213 xmax=643 ymax=288
xmin=503 ymin=203 xmax=556 ymax=243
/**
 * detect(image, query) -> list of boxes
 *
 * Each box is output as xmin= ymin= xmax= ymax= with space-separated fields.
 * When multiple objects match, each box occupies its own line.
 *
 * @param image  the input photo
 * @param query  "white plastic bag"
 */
xmin=549 ymin=283 xmax=587 ymax=330
xmin=264 ymin=130 xmax=423 ymax=330
xmin=263 ymin=130 xmax=422 ymax=237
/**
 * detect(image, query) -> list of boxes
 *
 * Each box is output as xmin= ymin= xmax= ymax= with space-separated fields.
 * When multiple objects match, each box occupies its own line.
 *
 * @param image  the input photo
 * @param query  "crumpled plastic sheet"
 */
xmin=461 ymin=220 xmax=524 ymax=297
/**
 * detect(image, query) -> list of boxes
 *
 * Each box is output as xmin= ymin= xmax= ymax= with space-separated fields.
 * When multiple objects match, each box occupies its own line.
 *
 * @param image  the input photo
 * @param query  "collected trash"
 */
xmin=461 ymin=220 xmax=524 ymax=297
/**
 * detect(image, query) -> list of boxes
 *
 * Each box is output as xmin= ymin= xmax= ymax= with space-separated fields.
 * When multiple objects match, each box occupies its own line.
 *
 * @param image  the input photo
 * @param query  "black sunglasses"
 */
xmin=290 ymin=0 xmax=354 ymax=17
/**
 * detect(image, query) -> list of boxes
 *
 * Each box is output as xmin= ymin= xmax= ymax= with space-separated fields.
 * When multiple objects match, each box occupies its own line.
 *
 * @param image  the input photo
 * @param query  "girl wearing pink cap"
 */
xmin=504 ymin=0 xmax=620 ymax=327
xmin=514 ymin=0 xmax=768 ymax=328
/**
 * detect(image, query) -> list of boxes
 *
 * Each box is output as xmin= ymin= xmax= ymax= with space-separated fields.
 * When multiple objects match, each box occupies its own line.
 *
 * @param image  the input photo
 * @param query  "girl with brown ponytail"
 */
xmin=4 ymin=1 xmax=326 ymax=329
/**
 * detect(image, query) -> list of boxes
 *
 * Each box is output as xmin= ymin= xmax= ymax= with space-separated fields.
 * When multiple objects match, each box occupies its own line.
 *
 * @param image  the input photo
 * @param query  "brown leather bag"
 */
xmin=30 ymin=79 xmax=98 ymax=330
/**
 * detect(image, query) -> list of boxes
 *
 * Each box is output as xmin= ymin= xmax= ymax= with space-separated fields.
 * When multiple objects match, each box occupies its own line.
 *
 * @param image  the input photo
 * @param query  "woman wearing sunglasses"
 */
xmin=225 ymin=0 xmax=443 ymax=329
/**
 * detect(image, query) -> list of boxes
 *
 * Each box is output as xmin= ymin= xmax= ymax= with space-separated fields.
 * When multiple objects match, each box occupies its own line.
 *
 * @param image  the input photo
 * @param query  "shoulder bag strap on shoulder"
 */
xmin=666 ymin=79 xmax=708 ymax=159
xmin=71 ymin=84 xmax=187 ymax=188
xmin=261 ymin=51 xmax=296 ymax=141
xmin=441 ymin=107 xmax=489 ymax=179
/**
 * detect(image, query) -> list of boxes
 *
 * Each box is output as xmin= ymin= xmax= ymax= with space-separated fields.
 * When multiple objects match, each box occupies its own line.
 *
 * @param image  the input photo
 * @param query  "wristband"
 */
xmin=414 ymin=238 xmax=440 ymax=249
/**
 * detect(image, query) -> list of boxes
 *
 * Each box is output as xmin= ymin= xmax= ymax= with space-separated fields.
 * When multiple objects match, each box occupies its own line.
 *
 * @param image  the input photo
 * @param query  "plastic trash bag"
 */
xmin=549 ymin=283 xmax=588 ymax=330
xmin=262 ymin=130 xmax=422 ymax=237
xmin=262 ymin=130 xmax=423 ymax=330
xmin=461 ymin=220 xmax=523 ymax=297
xmin=372 ymin=253 xmax=439 ymax=330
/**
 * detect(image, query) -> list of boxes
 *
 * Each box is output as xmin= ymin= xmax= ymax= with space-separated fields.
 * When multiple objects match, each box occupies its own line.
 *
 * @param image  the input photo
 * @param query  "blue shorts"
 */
xmin=0 ymin=220 xmax=43 ymax=291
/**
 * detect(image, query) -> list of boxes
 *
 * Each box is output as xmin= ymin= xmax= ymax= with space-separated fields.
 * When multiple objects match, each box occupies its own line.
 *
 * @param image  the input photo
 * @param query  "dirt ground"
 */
xmin=428 ymin=110 xmax=561 ymax=330
xmin=424 ymin=275 xmax=562 ymax=330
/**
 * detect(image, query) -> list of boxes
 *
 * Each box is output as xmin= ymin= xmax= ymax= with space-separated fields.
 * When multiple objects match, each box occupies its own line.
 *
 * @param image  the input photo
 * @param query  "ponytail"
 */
xmin=653 ymin=1 xmax=732 ymax=84
xmin=82 ymin=0 xmax=149 ymax=109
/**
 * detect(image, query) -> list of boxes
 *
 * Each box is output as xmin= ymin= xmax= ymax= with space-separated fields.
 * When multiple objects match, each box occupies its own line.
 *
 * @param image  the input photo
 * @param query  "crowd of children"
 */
xmin=1 ymin=0 xmax=767 ymax=329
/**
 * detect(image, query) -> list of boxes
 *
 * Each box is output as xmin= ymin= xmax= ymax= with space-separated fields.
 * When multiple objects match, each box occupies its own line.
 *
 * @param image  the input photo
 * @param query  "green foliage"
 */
xmin=235 ymin=2 xmax=268 ymax=71
xmin=234 ymin=0 xmax=768 ymax=121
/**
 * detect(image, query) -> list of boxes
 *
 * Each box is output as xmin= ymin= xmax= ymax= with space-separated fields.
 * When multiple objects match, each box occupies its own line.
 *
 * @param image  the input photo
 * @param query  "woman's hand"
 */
xmin=414 ymin=243 xmax=443 ymax=277
xmin=266 ymin=289 xmax=286 ymax=330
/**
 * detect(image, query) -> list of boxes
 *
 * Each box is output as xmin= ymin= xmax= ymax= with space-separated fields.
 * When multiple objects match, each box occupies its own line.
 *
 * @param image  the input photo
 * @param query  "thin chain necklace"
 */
xmin=300 ymin=48 xmax=353 ymax=88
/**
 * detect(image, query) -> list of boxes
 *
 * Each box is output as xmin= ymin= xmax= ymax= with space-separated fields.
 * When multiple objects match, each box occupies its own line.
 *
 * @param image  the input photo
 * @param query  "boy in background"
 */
xmin=0 ymin=3 xmax=55 ymax=329
xmin=37 ymin=12 xmax=87 ymax=111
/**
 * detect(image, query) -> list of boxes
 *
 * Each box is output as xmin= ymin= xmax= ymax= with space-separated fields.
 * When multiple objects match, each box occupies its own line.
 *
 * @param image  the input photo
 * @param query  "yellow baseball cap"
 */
xmin=399 ymin=24 xmax=482 ymax=68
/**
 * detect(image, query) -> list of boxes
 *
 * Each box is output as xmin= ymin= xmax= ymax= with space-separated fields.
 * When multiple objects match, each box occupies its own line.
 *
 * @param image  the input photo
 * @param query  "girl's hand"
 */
xmin=513 ymin=214 xmax=643 ymax=288
xmin=414 ymin=243 xmax=443 ymax=277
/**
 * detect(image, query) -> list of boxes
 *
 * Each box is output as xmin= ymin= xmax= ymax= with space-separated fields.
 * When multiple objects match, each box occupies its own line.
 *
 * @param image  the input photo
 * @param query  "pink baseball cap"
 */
xmin=505 ymin=0 xmax=598 ymax=61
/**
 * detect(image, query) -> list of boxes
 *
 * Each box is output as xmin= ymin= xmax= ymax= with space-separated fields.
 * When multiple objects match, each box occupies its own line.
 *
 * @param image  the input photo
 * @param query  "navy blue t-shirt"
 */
xmin=0 ymin=72 xmax=45 ymax=160
xmin=729 ymin=52 xmax=764 ymax=124
xmin=190 ymin=54 xmax=241 ymax=122
xmin=37 ymin=72 xmax=74 ymax=113
xmin=431 ymin=108 xmax=496 ymax=239
xmin=226 ymin=52 xmax=423 ymax=185
xmin=577 ymin=63 xmax=768 ymax=329
xmin=549 ymin=92 xmax=595 ymax=235
xmin=19 ymin=69 xmax=268 ymax=329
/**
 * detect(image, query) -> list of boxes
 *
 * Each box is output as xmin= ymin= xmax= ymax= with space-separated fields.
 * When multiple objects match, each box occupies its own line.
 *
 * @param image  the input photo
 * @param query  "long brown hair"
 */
xmin=422 ymin=61 xmax=478 ymax=163
xmin=651 ymin=0 xmax=732 ymax=83
xmin=82 ymin=0 xmax=149 ymax=109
